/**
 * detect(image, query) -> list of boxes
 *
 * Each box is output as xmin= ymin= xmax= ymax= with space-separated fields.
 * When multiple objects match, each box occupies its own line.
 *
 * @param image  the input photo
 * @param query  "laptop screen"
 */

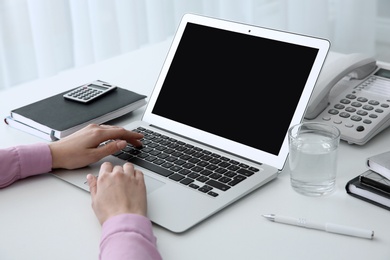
xmin=144 ymin=14 xmax=329 ymax=169
xmin=152 ymin=22 xmax=319 ymax=155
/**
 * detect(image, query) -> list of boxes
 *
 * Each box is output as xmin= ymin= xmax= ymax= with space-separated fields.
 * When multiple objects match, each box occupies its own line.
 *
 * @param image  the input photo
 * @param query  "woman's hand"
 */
xmin=49 ymin=124 xmax=143 ymax=169
xmin=87 ymin=162 xmax=147 ymax=225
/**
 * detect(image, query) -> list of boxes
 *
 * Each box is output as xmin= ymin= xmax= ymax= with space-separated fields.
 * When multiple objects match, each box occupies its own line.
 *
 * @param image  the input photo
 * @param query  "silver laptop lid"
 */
xmin=143 ymin=13 xmax=330 ymax=170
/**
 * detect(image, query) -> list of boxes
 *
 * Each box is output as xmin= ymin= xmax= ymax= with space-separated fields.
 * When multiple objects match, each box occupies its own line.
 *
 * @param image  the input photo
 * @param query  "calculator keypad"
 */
xmin=67 ymin=86 xmax=103 ymax=101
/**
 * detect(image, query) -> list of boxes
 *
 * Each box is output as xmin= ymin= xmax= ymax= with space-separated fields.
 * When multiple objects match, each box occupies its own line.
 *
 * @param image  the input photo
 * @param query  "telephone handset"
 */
xmin=305 ymin=52 xmax=390 ymax=145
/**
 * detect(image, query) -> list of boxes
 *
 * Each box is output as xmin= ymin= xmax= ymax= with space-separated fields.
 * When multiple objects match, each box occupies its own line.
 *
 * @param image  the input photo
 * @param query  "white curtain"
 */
xmin=0 ymin=0 xmax=388 ymax=90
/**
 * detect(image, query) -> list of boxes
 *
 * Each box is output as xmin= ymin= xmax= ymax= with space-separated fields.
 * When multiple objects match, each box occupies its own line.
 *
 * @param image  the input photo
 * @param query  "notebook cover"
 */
xmin=4 ymin=116 xmax=52 ymax=141
xmin=366 ymin=151 xmax=390 ymax=180
xmin=10 ymin=86 xmax=146 ymax=137
xmin=345 ymin=176 xmax=390 ymax=211
xmin=359 ymin=169 xmax=390 ymax=194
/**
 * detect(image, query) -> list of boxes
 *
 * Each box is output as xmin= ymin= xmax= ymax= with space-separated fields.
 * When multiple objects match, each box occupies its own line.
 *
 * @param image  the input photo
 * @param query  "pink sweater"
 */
xmin=0 ymin=143 xmax=162 ymax=260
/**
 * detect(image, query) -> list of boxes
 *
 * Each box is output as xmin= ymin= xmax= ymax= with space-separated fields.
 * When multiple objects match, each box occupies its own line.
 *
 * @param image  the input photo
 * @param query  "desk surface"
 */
xmin=1 ymin=40 xmax=390 ymax=260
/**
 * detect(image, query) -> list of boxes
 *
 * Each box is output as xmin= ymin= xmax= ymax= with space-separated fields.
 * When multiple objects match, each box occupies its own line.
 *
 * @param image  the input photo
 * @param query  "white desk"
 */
xmin=1 ymin=39 xmax=390 ymax=260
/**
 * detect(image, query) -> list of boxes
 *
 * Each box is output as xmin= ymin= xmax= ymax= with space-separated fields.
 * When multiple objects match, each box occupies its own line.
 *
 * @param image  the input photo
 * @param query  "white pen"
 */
xmin=262 ymin=214 xmax=374 ymax=240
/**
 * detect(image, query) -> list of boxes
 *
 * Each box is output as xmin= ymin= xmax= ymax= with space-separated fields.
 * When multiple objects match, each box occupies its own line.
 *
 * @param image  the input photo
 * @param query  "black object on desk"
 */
xmin=346 ymin=172 xmax=390 ymax=211
xmin=5 ymin=82 xmax=146 ymax=141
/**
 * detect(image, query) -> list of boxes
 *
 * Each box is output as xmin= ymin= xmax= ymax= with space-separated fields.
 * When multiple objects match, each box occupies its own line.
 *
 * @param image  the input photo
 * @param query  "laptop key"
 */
xmin=206 ymin=179 xmax=231 ymax=191
xmin=237 ymin=168 xmax=255 ymax=177
xmin=189 ymin=183 xmax=199 ymax=189
xmin=207 ymin=191 xmax=219 ymax=197
xmin=169 ymin=173 xmax=185 ymax=181
xmin=228 ymin=175 xmax=246 ymax=186
xmin=128 ymin=157 xmax=173 ymax=177
xmin=198 ymin=185 xmax=213 ymax=193
xmin=197 ymin=176 xmax=209 ymax=183
xmin=117 ymin=152 xmax=132 ymax=160
xmin=180 ymin=178 xmax=194 ymax=185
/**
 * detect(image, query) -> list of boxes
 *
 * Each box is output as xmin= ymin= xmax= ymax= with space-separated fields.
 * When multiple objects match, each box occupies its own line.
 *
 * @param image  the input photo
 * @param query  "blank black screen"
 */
xmin=152 ymin=23 xmax=319 ymax=155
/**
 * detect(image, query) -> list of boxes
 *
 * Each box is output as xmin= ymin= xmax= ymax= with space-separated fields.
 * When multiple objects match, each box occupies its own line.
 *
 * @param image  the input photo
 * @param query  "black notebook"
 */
xmin=346 ymin=173 xmax=390 ymax=211
xmin=345 ymin=149 xmax=390 ymax=211
xmin=5 ymin=83 xmax=146 ymax=141
xmin=359 ymin=169 xmax=390 ymax=194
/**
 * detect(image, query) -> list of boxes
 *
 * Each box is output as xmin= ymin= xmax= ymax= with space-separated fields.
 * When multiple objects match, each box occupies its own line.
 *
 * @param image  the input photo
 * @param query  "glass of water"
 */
xmin=288 ymin=122 xmax=341 ymax=196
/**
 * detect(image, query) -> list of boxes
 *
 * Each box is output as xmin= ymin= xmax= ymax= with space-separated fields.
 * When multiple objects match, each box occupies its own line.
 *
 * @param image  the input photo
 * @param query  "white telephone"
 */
xmin=305 ymin=52 xmax=390 ymax=145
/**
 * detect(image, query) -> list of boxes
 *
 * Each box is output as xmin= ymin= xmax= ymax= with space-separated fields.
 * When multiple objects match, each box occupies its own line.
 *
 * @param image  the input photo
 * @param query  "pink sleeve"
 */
xmin=0 ymin=143 xmax=52 ymax=188
xmin=100 ymin=214 xmax=162 ymax=260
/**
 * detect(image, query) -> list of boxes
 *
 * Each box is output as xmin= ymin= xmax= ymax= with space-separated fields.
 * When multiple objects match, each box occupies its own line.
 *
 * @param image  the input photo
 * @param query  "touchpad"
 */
xmin=144 ymin=175 xmax=165 ymax=194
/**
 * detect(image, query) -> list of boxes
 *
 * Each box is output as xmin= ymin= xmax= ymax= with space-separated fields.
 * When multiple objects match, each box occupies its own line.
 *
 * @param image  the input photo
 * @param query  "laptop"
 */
xmin=52 ymin=13 xmax=330 ymax=233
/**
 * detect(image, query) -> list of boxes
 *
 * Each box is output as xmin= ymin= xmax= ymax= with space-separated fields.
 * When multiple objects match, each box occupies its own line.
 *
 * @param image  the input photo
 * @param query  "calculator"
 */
xmin=63 ymin=80 xmax=117 ymax=103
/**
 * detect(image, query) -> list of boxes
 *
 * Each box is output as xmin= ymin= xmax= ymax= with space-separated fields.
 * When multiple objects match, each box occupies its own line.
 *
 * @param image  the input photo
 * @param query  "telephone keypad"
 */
xmin=315 ymin=67 xmax=390 ymax=145
xmin=324 ymin=93 xmax=389 ymax=136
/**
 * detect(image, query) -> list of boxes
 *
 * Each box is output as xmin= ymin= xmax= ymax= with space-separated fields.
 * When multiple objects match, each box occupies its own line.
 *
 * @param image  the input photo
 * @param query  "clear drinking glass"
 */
xmin=288 ymin=122 xmax=340 ymax=196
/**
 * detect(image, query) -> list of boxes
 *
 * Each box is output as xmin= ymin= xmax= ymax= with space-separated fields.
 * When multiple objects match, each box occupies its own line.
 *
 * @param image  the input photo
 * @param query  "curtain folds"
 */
xmin=0 ymin=0 xmax=388 ymax=90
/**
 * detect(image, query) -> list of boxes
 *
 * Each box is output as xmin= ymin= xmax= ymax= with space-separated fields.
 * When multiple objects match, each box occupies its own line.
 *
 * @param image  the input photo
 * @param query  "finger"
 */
xmin=134 ymin=170 xmax=147 ymax=199
xmin=134 ymin=169 xmax=145 ymax=181
xmin=123 ymin=162 xmax=135 ymax=175
xmin=86 ymin=174 xmax=97 ymax=198
xmin=96 ymin=127 xmax=144 ymax=143
xmin=99 ymin=124 xmax=122 ymax=129
xmin=112 ymin=164 xmax=125 ymax=174
xmin=96 ymin=140 xmax=127 ymax=158
xmin=128 ymin=138 xmax=143 ymax=149
xmin=99 ymin=162 xmax=113 ymax=177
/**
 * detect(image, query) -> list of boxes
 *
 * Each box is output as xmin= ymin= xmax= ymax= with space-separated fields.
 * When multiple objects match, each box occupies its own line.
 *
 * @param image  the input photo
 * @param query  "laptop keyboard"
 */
xmin=112 ymin=127 xmax=260 ymax=197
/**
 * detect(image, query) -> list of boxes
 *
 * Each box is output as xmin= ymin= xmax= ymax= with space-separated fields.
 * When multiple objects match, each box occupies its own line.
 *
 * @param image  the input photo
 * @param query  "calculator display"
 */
xmin=90 ymin=84 xmax=109 ymax=90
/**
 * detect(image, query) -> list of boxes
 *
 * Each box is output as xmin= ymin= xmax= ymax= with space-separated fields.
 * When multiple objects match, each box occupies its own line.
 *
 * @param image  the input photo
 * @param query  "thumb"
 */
xmin=86 ymin=174 xmax=97 ymax=198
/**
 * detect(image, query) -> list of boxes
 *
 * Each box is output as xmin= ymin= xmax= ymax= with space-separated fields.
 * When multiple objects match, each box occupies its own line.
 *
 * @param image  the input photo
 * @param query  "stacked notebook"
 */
xmin=346 ymin=150 xmax=390 ymax=210
xmin=4 ymin=80 xmax=147 ymax=141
